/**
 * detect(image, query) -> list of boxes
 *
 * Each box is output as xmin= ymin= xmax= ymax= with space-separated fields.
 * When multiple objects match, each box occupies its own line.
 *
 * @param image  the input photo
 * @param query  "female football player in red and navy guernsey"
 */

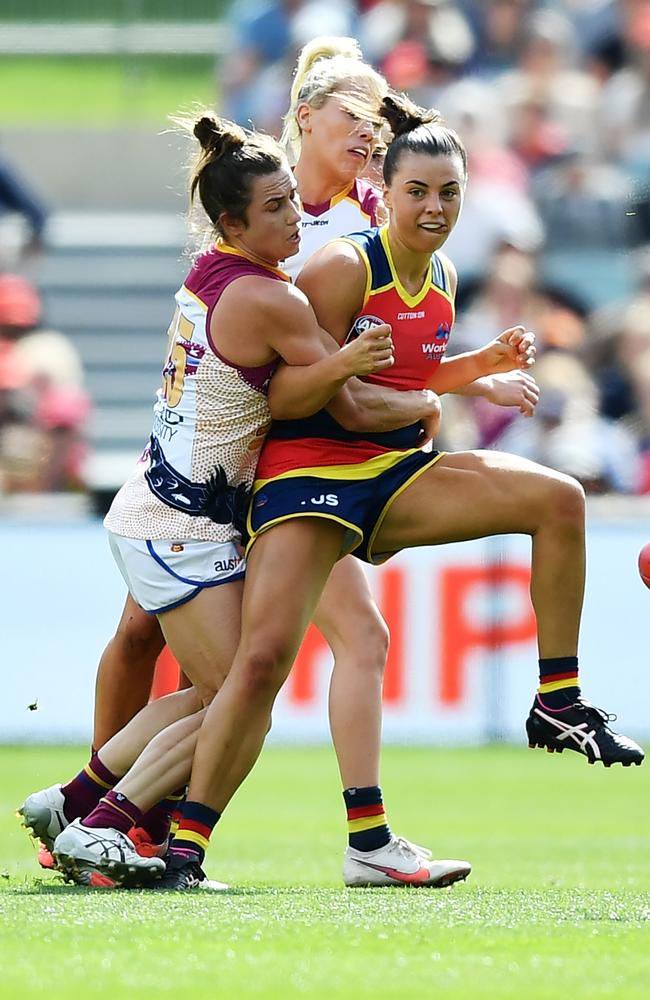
xmin=141 ymin=93 xmax=641 ymax=890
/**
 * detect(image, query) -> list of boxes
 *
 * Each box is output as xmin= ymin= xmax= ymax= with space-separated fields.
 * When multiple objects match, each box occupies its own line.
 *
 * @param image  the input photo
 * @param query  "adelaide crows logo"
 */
xmin=344 ymin=314 xmax=384 ymax=345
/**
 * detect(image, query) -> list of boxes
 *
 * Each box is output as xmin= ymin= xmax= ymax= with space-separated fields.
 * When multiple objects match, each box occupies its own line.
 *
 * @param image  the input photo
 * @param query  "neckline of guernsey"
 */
xmin=215 ymin=240 xmax=291 ymax=282
xmin=379 ymin=225 xmax=433 ymax=309
xmin=299 ymin=181 xmax=355 ymax=217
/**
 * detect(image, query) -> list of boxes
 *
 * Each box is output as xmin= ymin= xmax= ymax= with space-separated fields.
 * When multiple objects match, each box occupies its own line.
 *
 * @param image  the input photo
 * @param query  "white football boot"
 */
xmin=18 ymin=784 xmax=69 ymax=850
xmin=53 ymin=818 xmax=165 ymax=888
xmin=343 ymin=835 xmax=471 ymax=888
xmin=198 ymin=877 xmax=230 ymax=891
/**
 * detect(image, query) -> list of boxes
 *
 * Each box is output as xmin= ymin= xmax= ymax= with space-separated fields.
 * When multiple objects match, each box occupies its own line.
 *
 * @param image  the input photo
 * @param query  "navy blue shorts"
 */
xmin=246 ymin=448 xmax=443 ymax=565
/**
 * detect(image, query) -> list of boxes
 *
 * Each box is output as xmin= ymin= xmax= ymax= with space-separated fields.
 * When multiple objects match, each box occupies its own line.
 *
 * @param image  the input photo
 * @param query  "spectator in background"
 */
xmin=462 ymin=0 xmax=533 ymax=79
xmin=0 ymin=274 xmax=90 ymax=494
xmin=361 ymin=0 xmax=474 ymax=106
xmin=494 ymin=350 xmax=640 ymax=494
xmin=532 ymin=142 xmax=635 ymax=249
xmin=440 ymin=79 xmax=544 ymax=279
xmin=496 ymin=8 xmax=600 ymax=171
xmin=598 ymin=1 xmax=650 ymax=239
xmin=219 ymin=0 xmax=357 ymax=134
xmin=0 ymin=154 xmax=48 ymax=259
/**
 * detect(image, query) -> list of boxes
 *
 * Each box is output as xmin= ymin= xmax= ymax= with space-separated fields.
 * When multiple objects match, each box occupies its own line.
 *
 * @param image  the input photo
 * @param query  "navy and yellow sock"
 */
xmin=168 ymin=800 xmax=221 ymax=865
xmin=537 ymin=656 xmax=580 ymax=709
xmin=343 ymin=786 xmax=391 ymax=852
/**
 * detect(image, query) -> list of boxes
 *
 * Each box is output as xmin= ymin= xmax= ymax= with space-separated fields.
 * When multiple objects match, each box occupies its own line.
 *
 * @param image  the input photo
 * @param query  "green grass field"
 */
xmin=2 ymin=744 xmax=649 ymax=999
xmin=0 ymin=57 xmax=216 ymax=124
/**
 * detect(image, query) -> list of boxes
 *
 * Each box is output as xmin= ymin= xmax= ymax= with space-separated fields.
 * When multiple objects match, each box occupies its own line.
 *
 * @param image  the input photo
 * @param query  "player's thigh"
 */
xmin=312 ymin=555 xmax=387 ymax=652
xmin=239 ymin=518 xmax=345 ymax=663
xmin=157 ymin=579 xmax=244 ymax=698
xmin=375 ymin=450 xmax=581 ymax=551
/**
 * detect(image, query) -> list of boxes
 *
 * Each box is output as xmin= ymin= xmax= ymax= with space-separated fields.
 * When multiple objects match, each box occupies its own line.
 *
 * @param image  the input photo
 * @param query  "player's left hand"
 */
xmin=481 ymin=325 xmax=536 ymax=374
xmin=482 ymin=370 xmax=540 ymax=416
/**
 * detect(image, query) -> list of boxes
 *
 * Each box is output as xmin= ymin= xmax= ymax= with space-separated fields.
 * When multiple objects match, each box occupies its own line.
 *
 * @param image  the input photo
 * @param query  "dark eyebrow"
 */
xmin=405 ymin=179 xmax=428 ymax=186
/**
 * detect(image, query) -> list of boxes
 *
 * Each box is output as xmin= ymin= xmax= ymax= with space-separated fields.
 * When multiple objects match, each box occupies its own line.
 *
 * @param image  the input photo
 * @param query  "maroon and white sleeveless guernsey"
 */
xmin=283 ymin=177 xmax=382 ymax=280
xmin=105 ymin=243 xmax=289 ymax=543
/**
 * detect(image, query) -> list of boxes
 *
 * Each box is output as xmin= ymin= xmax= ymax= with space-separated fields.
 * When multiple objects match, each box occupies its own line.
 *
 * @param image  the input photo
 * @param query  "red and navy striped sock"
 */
xmin=343 ymin=786 xmax=391 ymax=852
xmin=83 ymin=790 xmax=144 ymax=835
xmin=167 ymin=800 xmax=221 ymax=865
xmin=537 ymin=656 xmax=580 ymax=709
xmin=60 ymin=752 xmax=119 ymax=822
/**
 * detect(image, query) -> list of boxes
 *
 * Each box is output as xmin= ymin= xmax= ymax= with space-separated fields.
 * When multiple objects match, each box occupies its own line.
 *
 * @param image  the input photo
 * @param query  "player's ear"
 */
xmin=219 ymin=211 xmax=245 ymax=239
xmin=296 ymin=103 xmax=312 ymax=134
xmin=382 ymin=183 xmax=391 ymax=210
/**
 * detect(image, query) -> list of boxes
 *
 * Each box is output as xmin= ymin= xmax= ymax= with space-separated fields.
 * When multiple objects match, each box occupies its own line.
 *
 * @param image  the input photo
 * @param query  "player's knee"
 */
xmin=550 ymin=474 xmax=586 ymax=532
xmin=239 ymin=643 xmax=291 ymax=703
xmin=337 ymin=605 xmax=390 ymax=677
xmin=116 ymin=610 xmax=164 ymax=659
xmin=360 ymin=608 xmax=390 ymax=676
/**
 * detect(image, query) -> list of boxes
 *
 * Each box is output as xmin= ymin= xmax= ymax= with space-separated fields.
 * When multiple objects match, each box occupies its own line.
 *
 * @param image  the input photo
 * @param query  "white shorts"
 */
xmin=108 ymin=532 xmax=246 ymax=615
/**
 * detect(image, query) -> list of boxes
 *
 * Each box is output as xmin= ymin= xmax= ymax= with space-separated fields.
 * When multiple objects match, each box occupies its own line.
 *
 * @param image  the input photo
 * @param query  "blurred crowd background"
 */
xmin=3 ymin=0 xmax=650 ymax=502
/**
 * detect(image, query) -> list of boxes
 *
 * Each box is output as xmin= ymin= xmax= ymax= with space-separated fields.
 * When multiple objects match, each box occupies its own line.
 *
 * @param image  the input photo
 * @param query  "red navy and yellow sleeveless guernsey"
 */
xmin=248 ymin=225 xmax=455 ymax=564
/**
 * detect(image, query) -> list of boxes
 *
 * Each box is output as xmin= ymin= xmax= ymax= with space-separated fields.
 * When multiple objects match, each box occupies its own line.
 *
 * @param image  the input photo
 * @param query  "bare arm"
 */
xmin=213 ymin=276 xmax=393 ymax=420
xmin=452 ymin=370 xmax=540 ymax=417
xmin=427 ymin=326 xmax=536 ymax=394
xmin=267 ymin=316 xmax=395 ymax=420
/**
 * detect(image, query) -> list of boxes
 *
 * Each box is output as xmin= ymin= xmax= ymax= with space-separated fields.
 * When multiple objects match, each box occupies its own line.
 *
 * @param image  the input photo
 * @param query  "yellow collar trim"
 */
xmin=329 ymin=182 xmax=355 ymax=209
xmin=379 ymin=226 xmax=432 ymax=308
xmin=216 ymin=241 xmax=291 ymax=282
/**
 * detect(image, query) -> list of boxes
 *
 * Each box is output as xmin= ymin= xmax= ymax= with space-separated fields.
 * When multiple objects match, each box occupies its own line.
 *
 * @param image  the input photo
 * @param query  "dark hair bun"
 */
xmin=193 ymin=116 xmax=245 ymax=158
xmin=381 ymin=94 xmax=442 ymax=139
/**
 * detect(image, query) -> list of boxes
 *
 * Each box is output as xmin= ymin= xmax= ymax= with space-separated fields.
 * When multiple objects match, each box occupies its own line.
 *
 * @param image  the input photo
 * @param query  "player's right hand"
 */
xmin=341 ymin=322 xmax=394 ymax=376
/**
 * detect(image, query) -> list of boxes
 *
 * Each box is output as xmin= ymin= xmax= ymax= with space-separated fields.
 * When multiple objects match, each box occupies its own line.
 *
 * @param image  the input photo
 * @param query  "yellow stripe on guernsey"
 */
xmin=348 ymin=815 xmax=387 ymax=833
xmin=175 ymin=829 xmax=210 ymax=851
xmin=181 ymin=284 xmax=209 ymax=311
xmin=341 ymin=237 xmax=374 ymax=307
xmin=538 ymin=678 xmax=577 ymax=694
xmin=252 ymin=447 xmax=423 ymax=490
xmin=84 ymin=765 xmax=113 ymax=790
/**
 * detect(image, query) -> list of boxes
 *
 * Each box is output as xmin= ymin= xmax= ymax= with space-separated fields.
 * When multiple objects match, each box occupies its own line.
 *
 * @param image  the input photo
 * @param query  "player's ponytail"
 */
xmin=173 ymin=109 xmax=286 ymax=238
xmin=381 ymin=93 xmax=468 ymax=185
xmin=280 ymin=36 xmax=387 ymax=164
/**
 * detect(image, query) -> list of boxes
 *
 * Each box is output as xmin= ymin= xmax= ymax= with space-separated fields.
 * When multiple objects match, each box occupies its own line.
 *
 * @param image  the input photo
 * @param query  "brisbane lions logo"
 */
xmin=344 ymin=314 xmax=384 ymax=345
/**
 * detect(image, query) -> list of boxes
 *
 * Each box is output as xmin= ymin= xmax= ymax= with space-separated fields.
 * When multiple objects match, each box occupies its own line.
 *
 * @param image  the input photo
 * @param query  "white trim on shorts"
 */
xmin=108 ymin=531 xmax=246 ymax=614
